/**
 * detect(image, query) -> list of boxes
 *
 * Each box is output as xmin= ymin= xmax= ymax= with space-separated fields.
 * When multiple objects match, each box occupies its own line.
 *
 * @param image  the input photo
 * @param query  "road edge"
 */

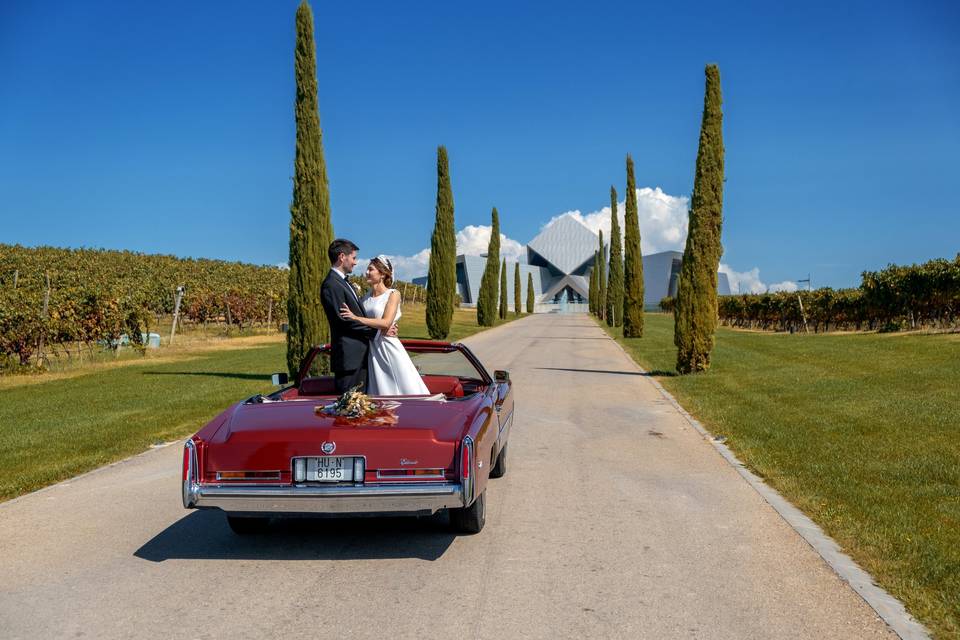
xmin=602 ymin=330 xmax=931 ymax=640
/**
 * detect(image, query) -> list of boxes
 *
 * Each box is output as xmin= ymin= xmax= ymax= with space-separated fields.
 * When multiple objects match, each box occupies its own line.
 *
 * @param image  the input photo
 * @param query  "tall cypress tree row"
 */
xmin=607 ymin=186 xmax=623 ymax=327
xmin=526 ymin=272 xmax=534 ymax=313
xmin=287 ymin=0 xmax=333 ymax=377
xmin=675 ymin=64 xmax=725 ymax=374
xmin=514 ymin=262 xmax=521 ymax=316
xmin=622 ymin=155 xmax=644 ymax=337
xmin=499 ymin=258 xmax=508 ymax=320
xmin=597 ymin=230 xmax=607 ymax=321
xmin=426 ymin=145 xmax=456 ymax=339
xmin=476 ymin=207 xmax=500 ymax=326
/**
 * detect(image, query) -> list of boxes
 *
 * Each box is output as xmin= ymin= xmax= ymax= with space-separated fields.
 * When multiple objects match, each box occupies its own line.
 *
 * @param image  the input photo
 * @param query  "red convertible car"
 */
xmin=182 ymin=340 xmax=513 ymax=535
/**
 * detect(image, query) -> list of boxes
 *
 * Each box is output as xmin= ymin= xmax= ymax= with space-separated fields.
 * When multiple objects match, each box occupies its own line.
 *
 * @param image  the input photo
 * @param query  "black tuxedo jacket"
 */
xmin=320 ymin=270 xmax=377 ymax=373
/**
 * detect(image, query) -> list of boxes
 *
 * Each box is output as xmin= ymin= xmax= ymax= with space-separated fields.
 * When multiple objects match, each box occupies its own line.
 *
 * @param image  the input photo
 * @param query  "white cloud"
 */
xmin=545 ymin=187 xmax=690 ymax=255
xmin=356 ymin=248 xmax=431 ymax=284
xmin=769 ymin=280 xmax=799 ymax=293
xmin=455 ymin=225 xmax=525 ymax=262
xmin=719 ymin=264 xmax=798 ymax=294
xmin=358 ymin=226 xmax=524 ymax=283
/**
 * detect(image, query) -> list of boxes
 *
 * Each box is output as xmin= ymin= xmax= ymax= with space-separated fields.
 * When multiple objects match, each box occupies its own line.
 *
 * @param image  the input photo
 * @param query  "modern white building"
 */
xmin=414 ymin=214 xmax=731 ymax=311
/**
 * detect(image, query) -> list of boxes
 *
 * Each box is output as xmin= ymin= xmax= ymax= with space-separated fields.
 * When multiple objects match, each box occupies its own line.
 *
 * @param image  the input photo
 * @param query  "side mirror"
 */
xmin=494 ymin=370 xmax=510 ymax=383
xmin=271 ymin=372 xmax=289 ymax=386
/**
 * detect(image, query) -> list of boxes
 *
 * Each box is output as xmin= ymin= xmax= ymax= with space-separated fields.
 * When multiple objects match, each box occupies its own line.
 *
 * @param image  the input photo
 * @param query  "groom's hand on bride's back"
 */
xmin=386 ymin=324 xmax=399 ymax=338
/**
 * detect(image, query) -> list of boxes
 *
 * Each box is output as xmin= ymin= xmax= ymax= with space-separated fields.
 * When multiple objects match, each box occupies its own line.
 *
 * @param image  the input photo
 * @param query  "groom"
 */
xmin=320 ymin=238 xmax=397 ymax=394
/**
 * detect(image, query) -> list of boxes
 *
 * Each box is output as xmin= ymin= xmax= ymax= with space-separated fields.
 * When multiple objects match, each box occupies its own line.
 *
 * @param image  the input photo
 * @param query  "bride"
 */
xmin=339 ymin=255 xmax=430 ymax=396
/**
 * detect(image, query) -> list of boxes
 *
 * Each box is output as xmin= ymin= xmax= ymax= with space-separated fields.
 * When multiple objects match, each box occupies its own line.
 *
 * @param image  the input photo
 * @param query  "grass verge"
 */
xmin=599 ymin=313 xmax=959 ymax=638
xmin=0 ymin=304 xmax=521 ymax=501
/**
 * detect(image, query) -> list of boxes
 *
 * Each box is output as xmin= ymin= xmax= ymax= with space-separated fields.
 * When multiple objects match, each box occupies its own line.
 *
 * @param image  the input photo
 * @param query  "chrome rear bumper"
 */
xmin=186 ymin=482 xmax=465 ymax=515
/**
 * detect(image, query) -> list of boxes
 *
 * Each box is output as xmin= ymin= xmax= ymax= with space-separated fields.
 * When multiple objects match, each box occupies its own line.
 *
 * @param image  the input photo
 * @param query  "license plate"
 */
xmin=306 ymin=457 xmax=353 ymax=482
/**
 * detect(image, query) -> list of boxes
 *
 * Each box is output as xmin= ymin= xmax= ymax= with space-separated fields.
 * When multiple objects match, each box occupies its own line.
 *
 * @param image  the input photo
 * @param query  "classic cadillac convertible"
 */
xmin=181 ymin=340 xmax=513 ymax=535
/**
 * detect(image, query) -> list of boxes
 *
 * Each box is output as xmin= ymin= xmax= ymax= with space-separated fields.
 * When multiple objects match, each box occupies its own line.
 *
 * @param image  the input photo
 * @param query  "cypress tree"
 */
xmin=597 ymin=229 xmax=607 ymax=321
xmin=622 ymin=155 xmax=644 ymax=337
xmin=675 ymin=64 xmax=725 ymax=374
xmin=499 ymin=258 xmax=508 ymax=320
xmin=602 ymin=249 xmax=609 ymax=320
xmin=526 ymin=272 xmax=534 ymax=314
xmin=587 ymin=252 xmax=597 ymax=313
xmin=588 ymin=257 xmax=595 ymax=313
xmin=286 ymin=0 xmax=333 ymax=378
xmin=607 ymin=186 xmax=623 ymax=327
xmin=476 ymin=207 xmax=500 ymax=326
xmin=514 ymin=262 xmax=521 ymax=316
xmin=426 ymin=145 xmax=456 ymax=339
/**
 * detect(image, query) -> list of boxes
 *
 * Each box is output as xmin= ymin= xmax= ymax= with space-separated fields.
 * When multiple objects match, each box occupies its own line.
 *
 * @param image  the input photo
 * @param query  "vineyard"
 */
xmin=0 ymin=244 xmax=426 ymax=369
xmin=659 ymin=255 xmax=960 ymax=333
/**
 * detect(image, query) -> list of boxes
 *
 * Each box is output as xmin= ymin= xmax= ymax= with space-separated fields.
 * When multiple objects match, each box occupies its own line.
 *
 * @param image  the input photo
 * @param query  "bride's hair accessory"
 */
xmin=370 ymin=254 xmax=394 ymax=287
xmin=374 ymin=255 xmax=393 ymax=272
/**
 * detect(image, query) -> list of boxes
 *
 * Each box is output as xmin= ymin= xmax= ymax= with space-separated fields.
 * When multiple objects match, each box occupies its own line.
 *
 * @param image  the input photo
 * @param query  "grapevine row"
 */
xmin=659 ymin=255 xmax=960 ymax=333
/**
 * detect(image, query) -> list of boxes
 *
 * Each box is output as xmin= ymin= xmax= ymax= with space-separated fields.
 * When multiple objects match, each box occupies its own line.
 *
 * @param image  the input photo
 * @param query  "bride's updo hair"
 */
xmin=370 ymin=255 xmax=394 ymax=288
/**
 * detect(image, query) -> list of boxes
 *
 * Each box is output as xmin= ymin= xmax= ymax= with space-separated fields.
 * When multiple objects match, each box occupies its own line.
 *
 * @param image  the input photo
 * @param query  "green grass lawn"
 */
xmin=601 ymin=313 xmax=959 ymax=638
xmin=0 ymin=304 xmax=521 ymax=501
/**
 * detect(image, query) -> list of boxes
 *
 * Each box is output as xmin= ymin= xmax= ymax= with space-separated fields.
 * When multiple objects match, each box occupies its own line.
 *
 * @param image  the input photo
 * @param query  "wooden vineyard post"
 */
xmin=12 ymin=269 xmax=18 ymax=289
xmin=36 ymin=272 xmax=51 ymax=367
xmin=797 ymin=294 xmax=809 ymax=333
xmin=267 ymin=296 xmax=273 ymax=328
xmin=170 ymin=285 xmax=185 ymax=345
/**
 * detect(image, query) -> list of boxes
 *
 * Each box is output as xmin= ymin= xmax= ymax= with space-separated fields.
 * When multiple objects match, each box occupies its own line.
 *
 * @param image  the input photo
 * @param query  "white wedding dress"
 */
xmin=363 ymin=289 xmax=431 ymax=396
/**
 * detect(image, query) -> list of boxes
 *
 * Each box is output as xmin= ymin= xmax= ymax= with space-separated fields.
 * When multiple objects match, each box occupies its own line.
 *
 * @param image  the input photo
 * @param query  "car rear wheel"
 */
xmin=226 ymin=515 xmax=270 ymax=535
xmin=489 ymin=443 xmax=507 ymax=478
xmin=449 ymin=490 xmax=486 ymax=534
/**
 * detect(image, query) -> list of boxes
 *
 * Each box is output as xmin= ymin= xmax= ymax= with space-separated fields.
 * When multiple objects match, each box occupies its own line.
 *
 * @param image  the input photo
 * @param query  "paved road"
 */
xmin=0 ymin=313 xmax=894 ymax=639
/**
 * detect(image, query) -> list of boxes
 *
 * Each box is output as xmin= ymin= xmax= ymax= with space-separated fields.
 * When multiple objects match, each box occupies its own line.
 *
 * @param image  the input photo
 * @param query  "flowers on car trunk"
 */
xmin=316 ymin=386 xmax=378 ymax=418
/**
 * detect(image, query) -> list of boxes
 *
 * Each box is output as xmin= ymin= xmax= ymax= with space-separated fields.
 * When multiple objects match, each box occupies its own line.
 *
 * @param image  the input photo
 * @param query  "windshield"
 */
xmin=408 ymin=350 xmax=485 ymax=380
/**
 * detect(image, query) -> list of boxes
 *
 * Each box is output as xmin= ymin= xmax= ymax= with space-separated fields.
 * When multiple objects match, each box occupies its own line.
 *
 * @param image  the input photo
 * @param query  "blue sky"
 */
xmin=1 ymin=0 xmax=957 ymax=290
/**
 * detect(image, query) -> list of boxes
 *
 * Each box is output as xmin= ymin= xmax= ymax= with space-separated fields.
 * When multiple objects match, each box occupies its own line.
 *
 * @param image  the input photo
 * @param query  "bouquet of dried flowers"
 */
xmin=316 ymin=386 xmax=379 ymax=418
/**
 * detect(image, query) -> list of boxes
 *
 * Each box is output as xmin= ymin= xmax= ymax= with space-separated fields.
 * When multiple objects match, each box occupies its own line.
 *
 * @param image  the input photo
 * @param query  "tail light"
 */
xmin=376 ymin=468 xmax=445 ymax=479
xmin=461 ymin=439 xmax=472 ymax=480
xmin=182 ymin=444 xmax=190 ymax=482
xmin=216 ymin=471 xmax=281 ymax=481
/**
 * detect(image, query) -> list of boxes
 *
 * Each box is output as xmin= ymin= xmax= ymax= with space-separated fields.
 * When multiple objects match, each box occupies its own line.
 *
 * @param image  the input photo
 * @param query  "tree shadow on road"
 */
xmin=134 ymin=510 xmax=456 ymax=562
xmin=534 ymin=366 xmax=676 ymax=377
xmin=141 ymin=371 xmax=271 ymax=380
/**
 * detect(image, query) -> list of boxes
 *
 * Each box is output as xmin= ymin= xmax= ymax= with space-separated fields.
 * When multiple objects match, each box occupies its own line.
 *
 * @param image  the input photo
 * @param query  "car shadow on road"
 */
xmin=134 ymin=510 xmax=457 ymax=562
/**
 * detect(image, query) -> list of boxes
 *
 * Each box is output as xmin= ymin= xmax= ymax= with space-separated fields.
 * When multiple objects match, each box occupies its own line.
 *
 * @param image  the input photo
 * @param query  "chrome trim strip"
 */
xmin=462 ymin=436 xmax=475 ymax=506
xmin=193 ymin=482 xmax=464 ymax=515
xmin=182 ymin=439 xmax=200 ymax=508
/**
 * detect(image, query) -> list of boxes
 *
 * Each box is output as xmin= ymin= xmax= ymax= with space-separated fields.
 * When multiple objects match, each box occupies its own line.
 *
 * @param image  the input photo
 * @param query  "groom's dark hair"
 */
xmin=328 ymin=239 xmax=359 ymax=265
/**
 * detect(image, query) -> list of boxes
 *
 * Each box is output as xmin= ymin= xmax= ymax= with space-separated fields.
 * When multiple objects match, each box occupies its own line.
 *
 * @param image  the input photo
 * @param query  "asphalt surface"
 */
xmin=0 ymin=313 xmax=895 ymax=639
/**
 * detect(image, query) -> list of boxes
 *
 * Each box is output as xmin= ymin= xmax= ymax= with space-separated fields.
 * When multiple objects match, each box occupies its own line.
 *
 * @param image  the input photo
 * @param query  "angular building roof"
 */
xmin=527 ymin=215 xmax=599 ymax=276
